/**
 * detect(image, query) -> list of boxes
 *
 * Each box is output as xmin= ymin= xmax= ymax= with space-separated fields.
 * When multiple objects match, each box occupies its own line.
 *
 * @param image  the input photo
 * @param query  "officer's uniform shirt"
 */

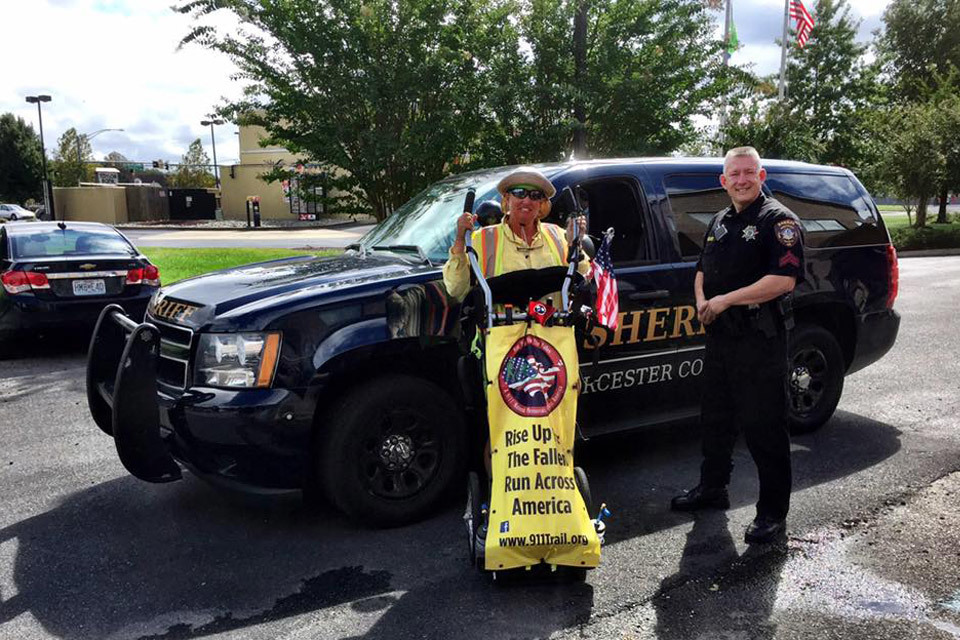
xmin=697 ymin=192 xmax=804 ymax=333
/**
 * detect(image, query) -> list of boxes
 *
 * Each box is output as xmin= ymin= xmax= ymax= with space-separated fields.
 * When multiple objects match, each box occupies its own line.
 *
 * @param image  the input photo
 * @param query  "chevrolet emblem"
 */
xmin=79 ymin=263 xmax=96 ymax=270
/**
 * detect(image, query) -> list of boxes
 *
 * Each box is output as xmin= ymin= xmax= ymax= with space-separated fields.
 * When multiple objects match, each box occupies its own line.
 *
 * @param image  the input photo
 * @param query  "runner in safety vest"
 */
xmin=443 ymin=167 xmax=591 ymax=303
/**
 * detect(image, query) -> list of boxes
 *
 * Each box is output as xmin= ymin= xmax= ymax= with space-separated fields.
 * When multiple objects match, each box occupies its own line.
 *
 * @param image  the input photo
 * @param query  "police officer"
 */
xmin=671 ymin=146 xmax=804 ymax=544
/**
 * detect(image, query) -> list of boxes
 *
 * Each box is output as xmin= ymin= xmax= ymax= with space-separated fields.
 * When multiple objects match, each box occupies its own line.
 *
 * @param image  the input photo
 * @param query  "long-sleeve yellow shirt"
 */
xmin=442 ymin=221 xmax=592 ymax=303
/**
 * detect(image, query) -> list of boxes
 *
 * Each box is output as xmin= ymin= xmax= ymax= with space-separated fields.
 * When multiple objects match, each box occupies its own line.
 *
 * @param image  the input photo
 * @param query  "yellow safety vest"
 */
xmin=473 ymin=223 xmax=568 ymax=279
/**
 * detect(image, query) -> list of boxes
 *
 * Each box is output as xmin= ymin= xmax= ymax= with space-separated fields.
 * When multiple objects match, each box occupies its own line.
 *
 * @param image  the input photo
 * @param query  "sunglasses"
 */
xmin=506 ymin=187 xmax=547 ymax=201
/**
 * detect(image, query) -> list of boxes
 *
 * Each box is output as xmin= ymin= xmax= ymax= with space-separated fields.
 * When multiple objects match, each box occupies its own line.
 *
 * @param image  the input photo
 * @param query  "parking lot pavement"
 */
xmin=0 ymin=257 xmax=958 ymax=639
xmin=121 ymin=225 xmax=375 ymax=249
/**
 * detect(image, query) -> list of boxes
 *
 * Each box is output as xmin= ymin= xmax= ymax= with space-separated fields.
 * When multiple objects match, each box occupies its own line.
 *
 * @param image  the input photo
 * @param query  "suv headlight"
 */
xmin=195 ymin=332 xmax=282 ymax=388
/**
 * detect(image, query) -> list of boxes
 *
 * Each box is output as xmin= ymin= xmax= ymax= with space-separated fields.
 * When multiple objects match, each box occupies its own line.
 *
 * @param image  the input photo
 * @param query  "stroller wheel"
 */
xmin=573 ymin=466 xmax=592 ymax=516
xmin=466 ymin=471 xmax=483 ymax=567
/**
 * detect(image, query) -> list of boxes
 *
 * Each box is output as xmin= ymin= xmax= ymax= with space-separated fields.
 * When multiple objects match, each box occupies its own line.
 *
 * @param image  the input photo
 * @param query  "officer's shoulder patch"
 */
xmin=774 ymin=219 xmax=800 ymax=247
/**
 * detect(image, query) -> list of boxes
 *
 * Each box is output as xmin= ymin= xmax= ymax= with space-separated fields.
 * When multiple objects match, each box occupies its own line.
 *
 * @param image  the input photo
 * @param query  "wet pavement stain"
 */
xmin=563 ymin=472 xmax=960 ymax=639
xmin=777 ymin=529 xmax=931 ymax=626
xmin=941 ymin=591 xmax=960 ymax=614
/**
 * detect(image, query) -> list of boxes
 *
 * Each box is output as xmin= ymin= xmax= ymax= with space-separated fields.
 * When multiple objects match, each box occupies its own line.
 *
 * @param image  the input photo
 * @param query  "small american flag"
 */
xmin=790 ymin=0 xmax=815 ymax=48
xmin=591 ymin=229 xmax=619 ymax=330
xmin=503 ymin=356 xmax=560 ymax=400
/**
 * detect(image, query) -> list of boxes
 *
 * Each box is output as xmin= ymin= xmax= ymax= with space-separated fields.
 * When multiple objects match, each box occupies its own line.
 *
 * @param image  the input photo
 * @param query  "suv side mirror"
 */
xmin=475 ymin=200 xmax=502 ymax=226
xmin=581 ymin=234 xmax=596 ymax=259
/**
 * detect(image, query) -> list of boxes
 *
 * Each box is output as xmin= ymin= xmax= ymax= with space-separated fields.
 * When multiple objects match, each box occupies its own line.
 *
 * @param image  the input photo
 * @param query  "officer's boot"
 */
xmin=670 ymin=484 xmax=730 ymax=512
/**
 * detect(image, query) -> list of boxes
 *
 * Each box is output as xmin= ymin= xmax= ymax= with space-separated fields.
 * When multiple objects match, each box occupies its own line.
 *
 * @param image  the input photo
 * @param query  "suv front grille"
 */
xmin=149 ymin=315 xmax=194 ymax=389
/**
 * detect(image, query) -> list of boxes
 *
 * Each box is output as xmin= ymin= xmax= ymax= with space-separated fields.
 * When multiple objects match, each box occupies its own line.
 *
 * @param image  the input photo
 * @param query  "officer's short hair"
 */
xmin=723 ymin=146 xmax=762 ymax=174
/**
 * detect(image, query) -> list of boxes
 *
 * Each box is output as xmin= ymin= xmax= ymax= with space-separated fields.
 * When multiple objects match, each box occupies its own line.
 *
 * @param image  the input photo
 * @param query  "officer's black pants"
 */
xmin=699 ymin=330 xmax=792 ymax=520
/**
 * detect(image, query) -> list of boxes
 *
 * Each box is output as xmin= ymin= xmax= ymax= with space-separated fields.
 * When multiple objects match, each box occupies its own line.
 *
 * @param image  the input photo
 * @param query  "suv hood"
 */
xmin=148 ymin=252 xmax=436 ymax=328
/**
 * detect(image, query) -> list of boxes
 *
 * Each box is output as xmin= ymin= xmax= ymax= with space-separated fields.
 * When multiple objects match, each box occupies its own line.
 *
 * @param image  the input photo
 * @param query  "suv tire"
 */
xmin=787 ymin=324 xmax=844 ymax=434
xmin=319 ymin=374 xmax=466 ymax=527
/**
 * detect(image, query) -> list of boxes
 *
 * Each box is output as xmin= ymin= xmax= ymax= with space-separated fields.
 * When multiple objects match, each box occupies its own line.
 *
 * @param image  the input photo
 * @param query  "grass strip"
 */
xmin=140 ymin=247 xmax=338 ymax=284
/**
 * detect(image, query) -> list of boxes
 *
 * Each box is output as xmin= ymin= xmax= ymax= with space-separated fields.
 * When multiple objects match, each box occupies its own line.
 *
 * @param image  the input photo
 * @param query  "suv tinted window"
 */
xmin=664 ymin=173 xmax=728 ymax=258
xmin=580 ymin=177 xmax=649 ymax=265
xmin=764 ymin=172 xmax=886 ymax=248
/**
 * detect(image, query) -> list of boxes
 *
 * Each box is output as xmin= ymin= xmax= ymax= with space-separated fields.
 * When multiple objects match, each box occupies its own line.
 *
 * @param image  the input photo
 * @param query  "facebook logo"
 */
xmin=500 ymin=521 xmax=510 ymax=533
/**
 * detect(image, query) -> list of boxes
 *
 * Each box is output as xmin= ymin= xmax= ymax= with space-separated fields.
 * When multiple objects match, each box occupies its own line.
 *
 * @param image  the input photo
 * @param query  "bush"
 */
xmin=889 ymin=225 xmax=960 ymax=251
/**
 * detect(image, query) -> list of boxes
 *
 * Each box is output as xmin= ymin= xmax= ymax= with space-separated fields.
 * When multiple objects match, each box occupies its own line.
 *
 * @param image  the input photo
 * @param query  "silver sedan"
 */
xmin=0 ymin=204 xmax=37 ymax=222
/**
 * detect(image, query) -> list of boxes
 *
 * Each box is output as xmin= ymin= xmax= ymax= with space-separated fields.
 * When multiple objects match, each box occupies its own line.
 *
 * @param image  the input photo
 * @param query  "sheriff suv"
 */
xmin=86 ymin=158 xmax=900 ymax=527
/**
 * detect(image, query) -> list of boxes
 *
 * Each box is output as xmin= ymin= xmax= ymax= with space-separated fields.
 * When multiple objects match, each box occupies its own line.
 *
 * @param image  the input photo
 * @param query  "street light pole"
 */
xmin=77 ymin=128 xmax=125 ymax=185
xmin=200 ymin=118 xmax=225 ymax=189
xmin=25 ymin=95 xmax=53 ymax=220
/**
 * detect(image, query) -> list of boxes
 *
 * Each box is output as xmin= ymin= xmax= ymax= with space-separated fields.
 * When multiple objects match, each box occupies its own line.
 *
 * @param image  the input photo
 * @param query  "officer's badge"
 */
xmin=742 ymin=225 xmax=758 ymax=242
xmin=775 ymin=220 xmax=800 ymax=247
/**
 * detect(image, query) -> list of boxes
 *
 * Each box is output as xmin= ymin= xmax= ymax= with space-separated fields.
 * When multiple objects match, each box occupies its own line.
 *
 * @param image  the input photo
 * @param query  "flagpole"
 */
xmin=778 ymin=0 xmax=790 ymax=101
xmin=719 ymin=0 xmax=732 ymax=146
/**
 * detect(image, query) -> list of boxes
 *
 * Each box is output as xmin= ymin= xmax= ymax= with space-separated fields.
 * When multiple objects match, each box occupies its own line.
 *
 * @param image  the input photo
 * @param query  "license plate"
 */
xmin=73 ymin=279 xmax=106 ymax=296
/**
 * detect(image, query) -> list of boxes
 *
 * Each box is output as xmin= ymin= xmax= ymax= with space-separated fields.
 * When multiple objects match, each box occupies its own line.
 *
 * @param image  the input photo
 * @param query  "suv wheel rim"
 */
xmin=790 ymin=346 xmax=828 ymax=416
xmin=361 ymin=409 xmax=441 ymax=500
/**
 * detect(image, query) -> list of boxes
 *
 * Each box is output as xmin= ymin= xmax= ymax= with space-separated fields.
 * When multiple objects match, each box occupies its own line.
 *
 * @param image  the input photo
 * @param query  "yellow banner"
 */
xmin=483 ymin=323 xmax=601 ymax=571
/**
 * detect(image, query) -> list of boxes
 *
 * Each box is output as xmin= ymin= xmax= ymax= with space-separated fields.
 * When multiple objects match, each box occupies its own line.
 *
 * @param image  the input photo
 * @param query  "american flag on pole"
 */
xmin=590 ymin=229 xmax=619 ymax=330
xmin=790 ymin=0 xmax=815 ymax=48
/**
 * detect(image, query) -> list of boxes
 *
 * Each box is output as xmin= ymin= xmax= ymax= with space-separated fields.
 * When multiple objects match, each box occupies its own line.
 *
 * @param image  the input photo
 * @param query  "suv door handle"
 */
xmin=628 ymin=289 xmax=671 ymax=301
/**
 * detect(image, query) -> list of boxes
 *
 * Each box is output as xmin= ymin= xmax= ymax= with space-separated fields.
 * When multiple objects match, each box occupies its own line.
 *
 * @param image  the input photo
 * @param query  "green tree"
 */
xmin=169 ymin=138 xmax=216 ymax=188
xmin=931 ymin=91 xmax=960 ymax=223
xmin=722 ymin=100 xmax=824 ymax=162
xmin=783 ymin=0 xmax=878 ymax=169
xmin=176 ymin=0 xmax=505 ymax=220
xmin=521 ymin=0 xmax=728 ymax=159
xmin=878 ymin=0 xmax=960 ymax=102
xmin=876 ymin=101 xmax=944 ymax=228
xmin=51 ymin=128 xmax=92 ymax=187
xmin=176 ymin=0 xmax=728 ymax=220
xmin=0 ymin=113 xmax=44 ymax=203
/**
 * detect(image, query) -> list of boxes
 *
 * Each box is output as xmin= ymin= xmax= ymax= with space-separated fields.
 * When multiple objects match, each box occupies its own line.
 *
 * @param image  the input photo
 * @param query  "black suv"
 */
xmin=87 ymin=158 xmax=900 ymax=526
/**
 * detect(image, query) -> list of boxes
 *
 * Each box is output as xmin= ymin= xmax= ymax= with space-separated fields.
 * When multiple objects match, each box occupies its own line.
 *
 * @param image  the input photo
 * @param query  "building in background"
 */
xmin=220 ymin=125 xmax=337 ymax=222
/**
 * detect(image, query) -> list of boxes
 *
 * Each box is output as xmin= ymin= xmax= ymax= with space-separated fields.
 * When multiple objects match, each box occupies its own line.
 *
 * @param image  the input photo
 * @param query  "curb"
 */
xmin=116 ymin=220 xmax=372 ymax=232
xmin=897 ymin=248 xmax=960 ymax=258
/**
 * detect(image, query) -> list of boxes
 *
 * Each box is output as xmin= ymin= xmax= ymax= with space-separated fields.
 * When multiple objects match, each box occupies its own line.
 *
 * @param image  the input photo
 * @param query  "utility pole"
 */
xmin=25 ymin=95 xmax=53 ymax=220
xmin=201 ymin=118 xmax=225 ymax=188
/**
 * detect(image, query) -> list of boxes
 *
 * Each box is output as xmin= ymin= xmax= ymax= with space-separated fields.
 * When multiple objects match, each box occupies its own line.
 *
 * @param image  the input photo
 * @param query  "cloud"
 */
xmin=1 ymin=0 xmax=242 ymax=165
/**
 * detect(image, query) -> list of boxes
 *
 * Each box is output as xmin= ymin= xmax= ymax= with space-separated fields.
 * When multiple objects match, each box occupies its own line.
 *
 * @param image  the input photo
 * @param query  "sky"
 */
xmin=1 ymin=0 xmax=892 ymax=168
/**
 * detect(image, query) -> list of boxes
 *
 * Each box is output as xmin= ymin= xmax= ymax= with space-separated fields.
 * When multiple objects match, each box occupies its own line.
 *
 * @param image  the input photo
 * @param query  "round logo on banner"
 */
xmin=498 ymin=335 xmax=567 ymax=417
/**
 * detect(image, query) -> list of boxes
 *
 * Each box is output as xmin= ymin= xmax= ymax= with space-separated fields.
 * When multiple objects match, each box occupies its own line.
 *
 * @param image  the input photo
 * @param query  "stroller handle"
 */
xmin=462 ymin=190 xmax=496 ymax=330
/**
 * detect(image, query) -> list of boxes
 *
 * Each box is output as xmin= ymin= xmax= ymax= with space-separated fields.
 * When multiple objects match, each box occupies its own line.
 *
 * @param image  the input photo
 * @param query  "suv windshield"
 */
xmin=11 ymin=228 xmax=137 ymax=259
xmin=357 ymin=167 xmax=545 ymax=264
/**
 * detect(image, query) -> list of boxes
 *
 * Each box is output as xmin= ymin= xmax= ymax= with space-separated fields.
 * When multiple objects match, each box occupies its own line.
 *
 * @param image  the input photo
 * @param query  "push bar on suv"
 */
xmin=86 ymin=304 xmax=182 ymax=483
